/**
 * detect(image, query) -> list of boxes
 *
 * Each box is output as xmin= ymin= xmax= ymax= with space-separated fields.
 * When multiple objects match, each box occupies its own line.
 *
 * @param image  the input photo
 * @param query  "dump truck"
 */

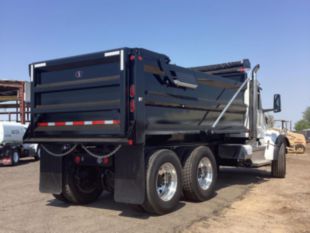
xmin=24 ymin=48 xmax=288 ymax=215
xmin=0 ymin=121 xmax=39 ymax=165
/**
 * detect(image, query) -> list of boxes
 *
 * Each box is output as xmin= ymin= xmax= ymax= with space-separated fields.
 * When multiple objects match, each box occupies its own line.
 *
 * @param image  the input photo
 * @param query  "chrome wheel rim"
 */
xmin=156 ymin=162 xmax=178 ymax=202
xmin=13 ymin=152 xmax=19 ymax=163
xmin=197 ymin=157 xmax=213 ymax=190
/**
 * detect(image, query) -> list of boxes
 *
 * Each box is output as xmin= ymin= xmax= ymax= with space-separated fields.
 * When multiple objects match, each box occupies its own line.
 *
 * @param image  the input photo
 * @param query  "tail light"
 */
xmin=102 ymin=157 xmax=109 ymax=165
xmin=130 ymin=99 xmax=135 ymax=112
xmin=74 ymin=156 xmax=81 ymax=165
xmin=130 ymin=85 xmax=135 ymax=98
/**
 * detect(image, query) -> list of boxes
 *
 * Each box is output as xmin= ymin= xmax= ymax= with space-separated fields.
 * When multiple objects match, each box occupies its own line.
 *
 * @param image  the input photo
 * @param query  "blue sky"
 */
xmin=0 ymin=0 xmax=309 ymax=127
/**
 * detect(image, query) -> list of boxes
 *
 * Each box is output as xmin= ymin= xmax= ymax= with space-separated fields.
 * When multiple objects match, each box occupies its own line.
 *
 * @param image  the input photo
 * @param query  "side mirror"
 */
xmin=273 ymin=94 xmax=281 ymax=113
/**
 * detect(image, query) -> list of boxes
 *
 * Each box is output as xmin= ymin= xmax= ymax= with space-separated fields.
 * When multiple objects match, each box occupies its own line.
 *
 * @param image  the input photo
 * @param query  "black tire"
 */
xmin=272 ymin=143 xmax=286 ymax=178
xmin=52 ymin=193 xmax=69 ymax=203
xmin=295 ymin=144 xmax=306 ymax=154
xmin=142 ymin=149 xmax=182 ymax=215
xmin=10 ymin=149 xmax=20 ymax=166
xmin=182 ymin=146 xmax=217 ymax=202
xmin=62 ymin=161 xmax=103 ymax=204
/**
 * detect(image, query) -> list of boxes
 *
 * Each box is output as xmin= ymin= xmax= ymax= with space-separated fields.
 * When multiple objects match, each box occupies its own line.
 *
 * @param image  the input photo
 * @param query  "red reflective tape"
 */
xmin=38 ymin=122 xmax=48 ymax=127
xmin=73 ymin=121 xmax=84 ymax=126
xmin=92 ymin=120 xmax=105 ymax=125
xmin=55 ymin=122 xmax=66 ymax=126
xmin=37 ymin=120 xmax=120 ymax=127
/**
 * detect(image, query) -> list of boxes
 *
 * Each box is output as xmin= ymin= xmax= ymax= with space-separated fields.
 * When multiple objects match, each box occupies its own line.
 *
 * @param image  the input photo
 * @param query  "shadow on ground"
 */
xmin=216 ymin=166 xmax=270 ymax=190
xmin=46 ymin=166 xmax=271 ymax=219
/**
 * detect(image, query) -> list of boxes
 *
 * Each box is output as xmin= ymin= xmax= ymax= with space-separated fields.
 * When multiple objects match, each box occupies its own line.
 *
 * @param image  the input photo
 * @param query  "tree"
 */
xmin=295 ymin=119 xmax=310 ymax=131
xmin=303 ymin=107 xmax=310 ymax=123
xmin=294 ymin=106 xmax=310 ymax=131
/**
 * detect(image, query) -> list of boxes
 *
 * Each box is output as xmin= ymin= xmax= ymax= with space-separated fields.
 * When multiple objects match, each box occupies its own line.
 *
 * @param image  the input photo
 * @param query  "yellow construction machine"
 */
xmin=273 ymin=120 xmax=306 ymax=154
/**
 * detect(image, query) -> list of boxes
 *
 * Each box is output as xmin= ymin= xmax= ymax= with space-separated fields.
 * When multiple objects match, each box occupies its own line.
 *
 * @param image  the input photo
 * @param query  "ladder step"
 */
xmin=251 ymin=159 xmax=271 ymax=167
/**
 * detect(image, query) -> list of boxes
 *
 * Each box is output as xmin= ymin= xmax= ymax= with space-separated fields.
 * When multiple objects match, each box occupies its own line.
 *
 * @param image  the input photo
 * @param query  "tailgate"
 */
xmin=25 ymin=49 xmax=128 ymax=142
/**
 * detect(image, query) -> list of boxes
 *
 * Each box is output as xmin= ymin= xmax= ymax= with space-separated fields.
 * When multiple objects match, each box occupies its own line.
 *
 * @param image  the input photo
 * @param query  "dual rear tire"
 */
xmin=142 ymin=149 xmax=182 ymax=215
xmin=54 ymin=160 xmax=103 ymax=204
xmin=142 ymin=146 xmax=217 ymax=215
xmin=182 ymin=146 xmax=217 ymax=202
xmin=53 ymin=146 xmax=217 ymax=215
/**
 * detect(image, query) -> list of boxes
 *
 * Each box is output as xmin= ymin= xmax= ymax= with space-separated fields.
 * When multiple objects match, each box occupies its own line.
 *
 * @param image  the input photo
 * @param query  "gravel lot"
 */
xmin=0 ymin=147 xmax=308 ymax=233
xmin=185 ymin=144 xmax=310 ymax=233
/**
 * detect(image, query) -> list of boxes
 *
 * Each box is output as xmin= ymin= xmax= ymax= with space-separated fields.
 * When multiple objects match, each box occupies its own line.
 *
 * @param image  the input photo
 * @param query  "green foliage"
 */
xmin=295 ymin=106 xmax=310 ymax=131
xmin=303 ymin=107 xmax=310 ymax=122
xmin=295 ymin=119 xmax=310 ymax=131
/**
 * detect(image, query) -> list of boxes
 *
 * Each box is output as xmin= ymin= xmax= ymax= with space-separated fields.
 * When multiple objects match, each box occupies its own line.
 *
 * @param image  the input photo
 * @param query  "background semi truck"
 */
xmin=24 ymin=48 xmax=288 ymax=215
xmin=0 ymin=121 xmax=39 ymax=165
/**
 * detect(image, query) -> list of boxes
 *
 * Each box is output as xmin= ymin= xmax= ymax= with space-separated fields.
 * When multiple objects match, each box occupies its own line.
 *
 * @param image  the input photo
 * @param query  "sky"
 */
xmin=0 ymin=0 xmax=309 ymax=127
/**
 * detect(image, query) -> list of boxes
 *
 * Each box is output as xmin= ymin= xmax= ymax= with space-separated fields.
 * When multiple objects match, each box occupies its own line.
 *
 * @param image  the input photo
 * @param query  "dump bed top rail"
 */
xmin=190 ymin=59 xmax=251 ymax=75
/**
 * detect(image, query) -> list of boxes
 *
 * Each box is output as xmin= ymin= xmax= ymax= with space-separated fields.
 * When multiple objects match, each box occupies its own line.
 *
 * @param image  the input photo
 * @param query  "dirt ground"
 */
xmin=185 ymin=144 xmax=310 ymax=233
xmin=0 ymin=146 xmax=309 ymax=233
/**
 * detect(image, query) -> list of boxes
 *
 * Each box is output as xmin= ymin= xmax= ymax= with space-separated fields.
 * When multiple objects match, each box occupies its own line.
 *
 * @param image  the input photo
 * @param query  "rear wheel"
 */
xmin=62 ymin=161 xmax=103 ymax=204
xmin=142 ymin=149 xmax=182 ymax=215
xmin=182 ymin=146 xmax=217 ymax=202
xmin=272 ymin=143 xmax=286 ymax=178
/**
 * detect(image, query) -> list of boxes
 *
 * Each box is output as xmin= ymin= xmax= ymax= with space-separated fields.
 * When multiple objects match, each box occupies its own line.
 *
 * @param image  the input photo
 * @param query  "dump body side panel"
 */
xmin=139 ymin=49 xmax=248 ymax=136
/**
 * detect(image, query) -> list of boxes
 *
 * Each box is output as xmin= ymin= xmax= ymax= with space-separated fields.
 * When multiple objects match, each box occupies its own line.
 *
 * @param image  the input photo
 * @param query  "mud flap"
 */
xmin=39 ymin=148 xmax=63 ymax=194
xmin=114 ymin=144 xmax=145 ymax=204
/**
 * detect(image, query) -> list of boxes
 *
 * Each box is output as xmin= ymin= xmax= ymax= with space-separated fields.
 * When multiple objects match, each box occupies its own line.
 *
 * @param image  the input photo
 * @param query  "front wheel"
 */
xmin=142 ymin=149 xmax=182 ymax=215
xmin=61 ymin=161 xmax=103 ymax=204
xmin=182 ymin=146 xmax=217 ymax=202
xmin=272 ymin=143 xmax=286 ymax=178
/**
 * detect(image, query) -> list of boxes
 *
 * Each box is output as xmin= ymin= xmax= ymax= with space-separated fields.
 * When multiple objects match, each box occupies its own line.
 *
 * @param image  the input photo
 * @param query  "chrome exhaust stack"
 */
xmin=250 ymin=64 xmax=260 ymax=140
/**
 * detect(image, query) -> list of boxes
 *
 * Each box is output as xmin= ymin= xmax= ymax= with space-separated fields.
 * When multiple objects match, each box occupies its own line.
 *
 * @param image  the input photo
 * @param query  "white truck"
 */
xmin=0 ymin=121 xmax=39 ymax=166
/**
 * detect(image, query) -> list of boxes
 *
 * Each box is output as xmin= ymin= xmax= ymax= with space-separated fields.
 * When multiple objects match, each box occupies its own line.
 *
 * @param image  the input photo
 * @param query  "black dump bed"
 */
xmin=24 ymin=48 xmax=250 ymax=144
